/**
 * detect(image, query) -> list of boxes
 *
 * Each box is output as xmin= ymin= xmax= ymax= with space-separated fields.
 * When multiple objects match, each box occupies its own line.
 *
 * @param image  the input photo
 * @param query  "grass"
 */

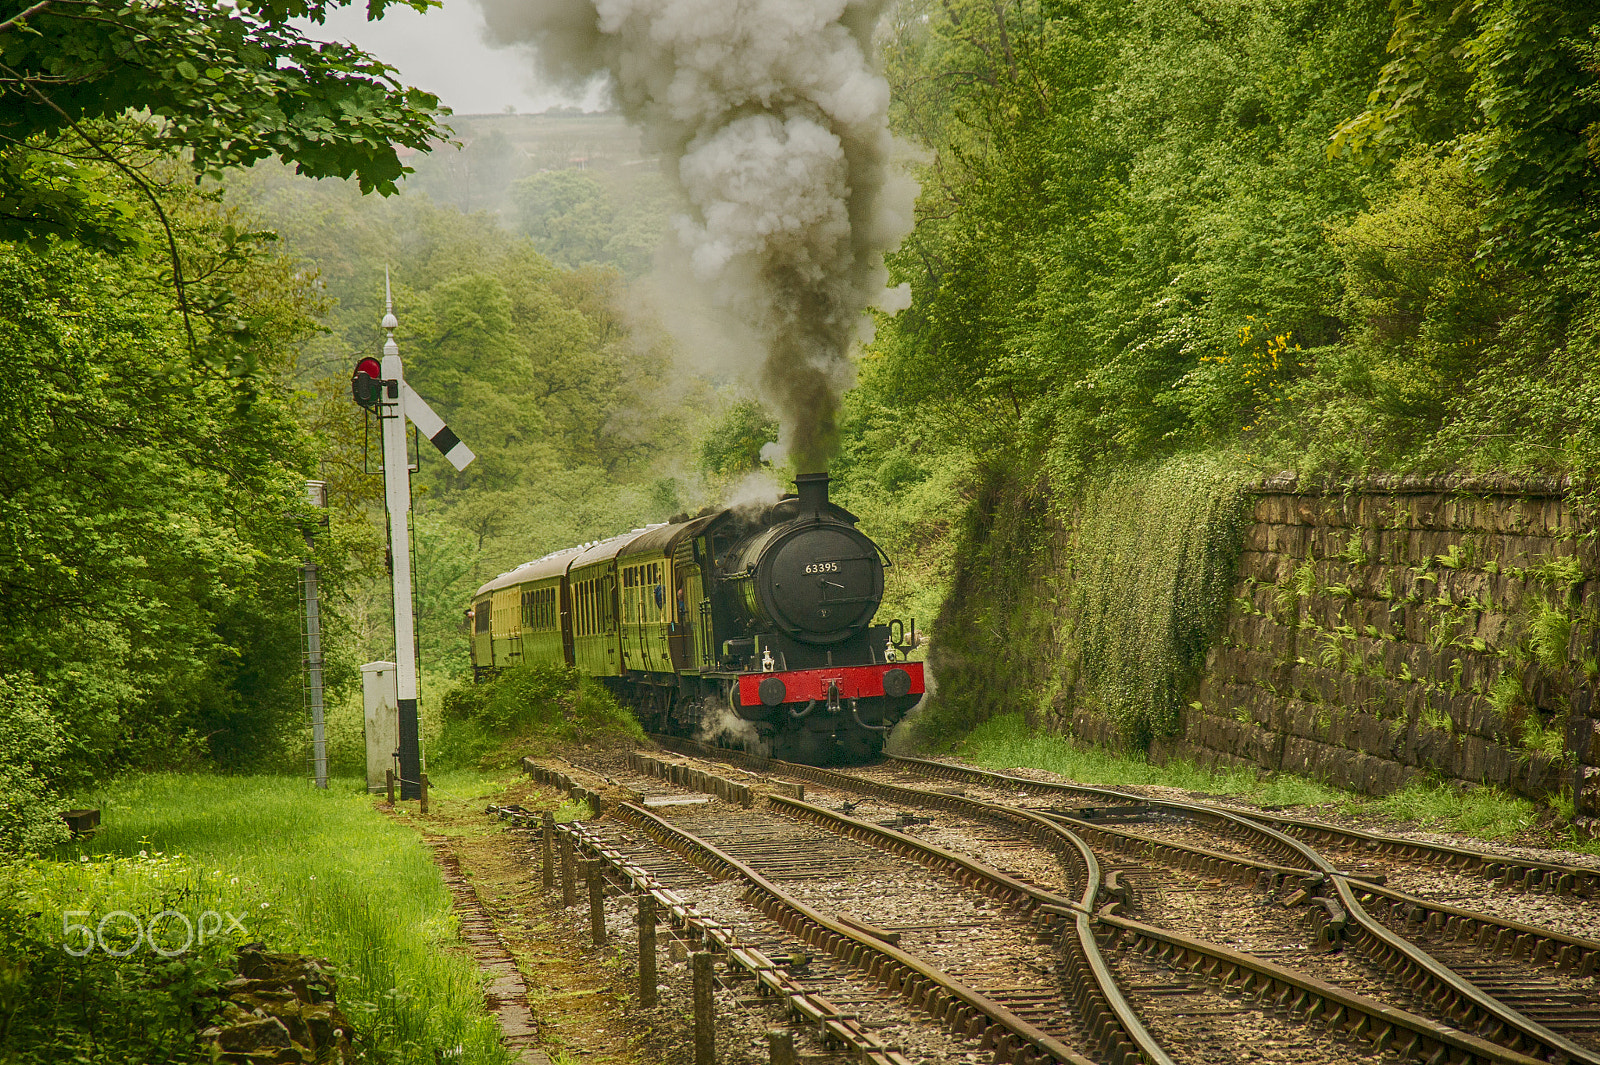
xmin=952 ymin=712 xmax=1348 ymax=806
xmin=2 ymin=771 xmax=512 ymax=1065
xmin=952 ymin=712 xmax=1589 ymax=847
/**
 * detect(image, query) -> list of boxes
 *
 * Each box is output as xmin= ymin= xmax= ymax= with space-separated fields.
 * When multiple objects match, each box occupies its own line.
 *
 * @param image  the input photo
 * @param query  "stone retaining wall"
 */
xmin=1079 ymin=475 xmax=1598 ymax=833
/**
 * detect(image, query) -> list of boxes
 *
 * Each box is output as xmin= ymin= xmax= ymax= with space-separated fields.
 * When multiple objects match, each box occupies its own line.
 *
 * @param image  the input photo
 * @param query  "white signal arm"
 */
xmin=401 ymin=382 xmax=475 ymax=472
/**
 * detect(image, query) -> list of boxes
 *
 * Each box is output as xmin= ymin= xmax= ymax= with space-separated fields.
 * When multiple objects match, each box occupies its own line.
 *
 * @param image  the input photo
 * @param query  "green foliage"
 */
xmin=696 ymin=399 xmax=779 ymax=481
xmin=863 ymin=0 xmax=1600 ymax=487
xmin=913 ymin=453 xmax=1249 ymax=749
xmin=1349 ymin=778 xmax=1534 ymax=839
xmin=21 ymin=773 xmax=511 ymax=1064
xmin=411 ymin=514 xmax=482 ymax=679
xmin=1334 ymin=0 xmax=1600 ymax=265
xmin=959 ymin=711 xmax=1542 ymax=840
xmin=0 ymin=0 xmax=444 ymax=248
xmin=242 ymin=166 xmax=701 ymax=581
xmin=1488 ymin=667 xmax=1526 ymax=721
xmin=0 ymin=674 xmax=70 ymax=856
xmin=509 ymin=168 xmax=671 ymax=276
xmin=0 ymin=169 xmax=323 ymax=778
xmin=1518 ymin=715 xmax=1565 ymax=760
xmin=1529 ymin=600 xmax=1574 ymax=670
xmin=955 ymin=711 xmax=1349 ymax=805
xmin=1066 ymin=455 xmax=1253 ymax=747
xmin=439 ymin=662 xmax=644 ymax=753
xmin=0 ymin=851 xmax=238 ymax=1063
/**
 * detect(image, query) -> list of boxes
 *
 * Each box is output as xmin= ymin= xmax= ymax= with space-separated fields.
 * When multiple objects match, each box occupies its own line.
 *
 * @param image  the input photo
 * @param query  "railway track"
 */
xmin=887 ymin=755 xmax=1600 ymax=899
xmin=623 ymin=737 xmax=1599 ymax=1065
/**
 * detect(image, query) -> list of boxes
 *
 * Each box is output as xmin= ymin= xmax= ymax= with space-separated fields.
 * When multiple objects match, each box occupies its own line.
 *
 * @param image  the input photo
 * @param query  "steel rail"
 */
xmin=888 ymin=756 xmax=1600 ymax=1065
xmin=1095 ymin=912 xmax=1547 ymax=1065
xmin=639 ymin=742 xmax=1573 ymax=1065
xmin=1346 ymin=878 xmax=1600 ymax=978
xmin=1037 ymin=808 xmax=1600 ymax=978
xmin=782 ymin=772 xmax=1567 ymax=1065
xmin=542 ymin=815 xmax=914 ymax=1065
xmin=630 ymin=750 xmax=1171 ymax=1065
xmin=607 ymin=798 xmax=1096 ymax=1065
xmin=764 ymin=792 xmax=1173 ymax=1065
xmin=1250 ymin=810 xmax=1600 ymax=897
xmin=888 ymin=755 xmax=1599 ymax=896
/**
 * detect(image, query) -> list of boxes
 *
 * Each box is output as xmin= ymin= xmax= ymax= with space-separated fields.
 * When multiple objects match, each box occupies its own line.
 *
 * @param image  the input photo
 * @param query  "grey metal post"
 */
xmin=301 ymin=560 xmax=327 ymax=789
xmin=692 ymin=951 xmax=714 ymax=1065
xmin=638 ymin=895 xmax=657 ymax=1007
xmin=768 ymin=1030 xmax=796 ymax=1065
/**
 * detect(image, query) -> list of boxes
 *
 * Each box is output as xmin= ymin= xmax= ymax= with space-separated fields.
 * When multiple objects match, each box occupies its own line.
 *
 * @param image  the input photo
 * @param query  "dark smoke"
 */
xmin=475 ymin=0 xmax=914 ymax=472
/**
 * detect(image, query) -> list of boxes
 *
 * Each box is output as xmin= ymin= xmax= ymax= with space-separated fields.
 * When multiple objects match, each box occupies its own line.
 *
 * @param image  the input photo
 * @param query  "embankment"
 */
xmin=927 ymin=462 xmax=1600 ymax=835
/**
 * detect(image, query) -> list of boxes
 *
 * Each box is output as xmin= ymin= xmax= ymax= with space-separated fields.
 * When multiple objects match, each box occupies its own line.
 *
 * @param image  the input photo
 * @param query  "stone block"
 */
xmin=1571 ymin=716 xmax=1597 ymax=765
xmin=1483 ymin=741 xmax=1515 ymax=787
xmin=1577 ymin=766 xmax=1600 ymax=816
xmin=1410 ymin=493 xmax=1447 ymax=530
xmin=1521 ymin=752 xmax=1560 ymax=799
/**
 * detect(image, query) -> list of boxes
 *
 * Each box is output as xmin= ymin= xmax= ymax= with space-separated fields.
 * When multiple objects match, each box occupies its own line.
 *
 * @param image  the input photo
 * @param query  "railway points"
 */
xmin=500 ymin=740 xmax=1600 ymax=1065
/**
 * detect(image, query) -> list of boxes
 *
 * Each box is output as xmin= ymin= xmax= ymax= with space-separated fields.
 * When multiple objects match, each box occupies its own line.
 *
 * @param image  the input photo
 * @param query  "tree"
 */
xmin=0 ymin=166 xmax=324 ymax=777
xmin=697 ymin=400 xmax=779 ymax=480
xmin=0 ymin=0 xmax=445 ymax=249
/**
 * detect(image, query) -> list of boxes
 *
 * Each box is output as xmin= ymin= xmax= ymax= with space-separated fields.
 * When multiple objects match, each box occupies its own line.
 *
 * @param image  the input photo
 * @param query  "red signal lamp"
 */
xmin=351 ymin=357 xmax=383 ymax=409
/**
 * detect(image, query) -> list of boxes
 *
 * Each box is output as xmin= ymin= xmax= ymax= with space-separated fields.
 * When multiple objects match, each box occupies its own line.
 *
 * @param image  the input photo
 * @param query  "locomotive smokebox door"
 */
xmin=761 ymin=525 xmax=883 ymax=644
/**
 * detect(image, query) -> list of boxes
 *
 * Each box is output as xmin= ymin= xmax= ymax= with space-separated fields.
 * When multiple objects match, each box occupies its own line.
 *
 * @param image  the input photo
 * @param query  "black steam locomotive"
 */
xmin=468 ymin=473 xmax=923 ymax=764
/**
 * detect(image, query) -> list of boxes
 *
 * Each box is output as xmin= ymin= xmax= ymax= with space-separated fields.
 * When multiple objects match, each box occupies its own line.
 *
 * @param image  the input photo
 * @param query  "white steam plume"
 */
xmin=476 ymin=0 xmax=916 ymax=472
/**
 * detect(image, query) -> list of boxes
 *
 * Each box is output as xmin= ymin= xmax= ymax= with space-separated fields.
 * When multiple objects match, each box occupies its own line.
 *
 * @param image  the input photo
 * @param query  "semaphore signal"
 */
xmin=352 ymin=268 xmax=474 ymax=800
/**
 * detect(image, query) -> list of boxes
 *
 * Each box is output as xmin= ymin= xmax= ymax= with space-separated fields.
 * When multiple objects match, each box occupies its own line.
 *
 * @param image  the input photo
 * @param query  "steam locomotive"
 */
xmin=468 ymin=473 xmax=924 ymax=764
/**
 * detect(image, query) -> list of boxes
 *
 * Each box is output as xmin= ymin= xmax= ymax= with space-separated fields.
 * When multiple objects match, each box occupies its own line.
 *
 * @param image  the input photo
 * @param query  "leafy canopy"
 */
xmin=0 ymin=0 xmax=446 ymax=247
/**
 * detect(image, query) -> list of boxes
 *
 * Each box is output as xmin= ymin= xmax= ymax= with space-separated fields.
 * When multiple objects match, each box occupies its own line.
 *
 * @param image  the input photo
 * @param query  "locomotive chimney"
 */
xmin=795 ymin=472 xmax=829 ymax=516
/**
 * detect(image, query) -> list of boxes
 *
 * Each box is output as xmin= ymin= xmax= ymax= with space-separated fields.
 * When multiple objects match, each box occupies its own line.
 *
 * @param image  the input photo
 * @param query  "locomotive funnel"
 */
xmin=795 ymin=472 xmax=829 ymax=515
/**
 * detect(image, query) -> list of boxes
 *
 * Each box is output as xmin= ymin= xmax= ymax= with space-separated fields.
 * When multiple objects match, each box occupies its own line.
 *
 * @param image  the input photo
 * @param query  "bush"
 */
xmin=437 ymin=663 xmax=643 ymax=764
xmin=0 ymin=854 xmax=236 ymax=1064
xmin=0 ymin=675 xmax=71 ymax=856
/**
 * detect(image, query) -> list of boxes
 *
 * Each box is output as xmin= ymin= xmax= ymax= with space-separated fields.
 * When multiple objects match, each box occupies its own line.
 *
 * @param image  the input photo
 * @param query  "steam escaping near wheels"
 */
xmin=474 ymin=0 xmax=916 ymax=472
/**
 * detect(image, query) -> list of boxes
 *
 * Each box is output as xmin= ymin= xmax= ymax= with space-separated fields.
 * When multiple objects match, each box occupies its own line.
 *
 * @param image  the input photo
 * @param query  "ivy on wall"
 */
xmin=923 ymin=453 xmax=1251 ymax=750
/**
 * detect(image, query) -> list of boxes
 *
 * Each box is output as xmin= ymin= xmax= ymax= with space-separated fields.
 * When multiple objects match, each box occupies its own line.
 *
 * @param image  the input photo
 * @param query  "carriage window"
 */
xmin=474 ymin=604 xmax=489 ymax=633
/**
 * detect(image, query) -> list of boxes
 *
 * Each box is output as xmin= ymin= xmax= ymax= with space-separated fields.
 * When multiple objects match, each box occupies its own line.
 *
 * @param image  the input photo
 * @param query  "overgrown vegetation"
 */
xmin=2 ymin=773 xmax=508 ymax=1064
xmin=866 ymin=0 xmax=1600 ymax=480
xmin=904 ymin=455 xmax=1251 ymax=750
xmin=435 ymin=663 xmax=645 ymax=769
xmin=843 ymin=0 xmax=1600 ymax=809
xmin=957 ymin=712 xmax=1567 ymax=846
xmin=1064 ymin=456 xmax=1253 ymax=745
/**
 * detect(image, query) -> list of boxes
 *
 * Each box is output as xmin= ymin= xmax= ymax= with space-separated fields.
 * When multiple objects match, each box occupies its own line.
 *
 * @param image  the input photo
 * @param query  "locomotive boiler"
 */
xmin=468 ymin=473 xmax=924 ymax=764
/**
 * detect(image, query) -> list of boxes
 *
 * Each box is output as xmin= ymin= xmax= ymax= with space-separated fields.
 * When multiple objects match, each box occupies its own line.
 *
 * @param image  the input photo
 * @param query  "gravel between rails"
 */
xmin=758 ymin=762 xmax=1392 ymax=1064
xmin=737 ymin=756 xmax=1600 ymax=1063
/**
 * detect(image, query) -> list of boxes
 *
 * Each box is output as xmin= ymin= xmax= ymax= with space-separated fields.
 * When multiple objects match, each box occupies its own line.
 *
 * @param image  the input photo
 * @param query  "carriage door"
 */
xmin=604 ymin=572 xmax=619 ymax=671
xmin=668 ymin=562 xmax=694 ymax=671
xmin=637 ymin=563 xmax=657 ymax=674
xmin=682 ymin=565 xmax=706 ymax=671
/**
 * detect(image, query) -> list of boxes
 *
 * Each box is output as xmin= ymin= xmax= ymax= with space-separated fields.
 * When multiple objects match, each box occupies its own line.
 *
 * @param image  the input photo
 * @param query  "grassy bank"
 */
xmin=956 ymin=713 xmax=1594 ymax=851
xmin=2 ymin=772 xmax=511 ymax=1065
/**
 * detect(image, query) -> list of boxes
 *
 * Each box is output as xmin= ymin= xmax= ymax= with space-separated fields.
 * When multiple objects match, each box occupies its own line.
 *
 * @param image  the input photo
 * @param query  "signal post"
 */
xmin=352 ymin=271 xmax=474 ymax=800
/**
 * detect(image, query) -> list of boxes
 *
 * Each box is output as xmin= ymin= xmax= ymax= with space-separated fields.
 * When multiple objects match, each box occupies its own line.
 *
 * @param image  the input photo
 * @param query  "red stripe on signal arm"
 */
xmin=737 ymin=661 xmax=924 ymax=706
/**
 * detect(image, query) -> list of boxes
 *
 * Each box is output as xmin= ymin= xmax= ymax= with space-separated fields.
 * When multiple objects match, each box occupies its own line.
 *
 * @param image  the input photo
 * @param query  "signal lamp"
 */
xmin=351 ymin=357 xmax=383 ymax=409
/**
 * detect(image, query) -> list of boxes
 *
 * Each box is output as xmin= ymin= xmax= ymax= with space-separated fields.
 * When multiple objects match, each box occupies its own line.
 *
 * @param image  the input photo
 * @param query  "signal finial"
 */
xmin=382 ymin=266 xmax=399 ymax=354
